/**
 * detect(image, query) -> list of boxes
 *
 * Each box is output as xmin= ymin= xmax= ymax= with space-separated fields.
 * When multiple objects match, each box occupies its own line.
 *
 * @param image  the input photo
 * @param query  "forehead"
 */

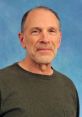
xmin=24 ymin=9 xmax=59 ymax=29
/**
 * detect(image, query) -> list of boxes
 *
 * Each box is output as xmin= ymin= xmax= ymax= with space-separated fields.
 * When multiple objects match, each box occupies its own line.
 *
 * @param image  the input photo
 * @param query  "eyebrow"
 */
xmin=49 ymin=26 xmax=58 ymax=30
xmin=30 ymin=26 xmax=57 ymax=30
xmin=31 ymin=27 xmax=42 ymax=30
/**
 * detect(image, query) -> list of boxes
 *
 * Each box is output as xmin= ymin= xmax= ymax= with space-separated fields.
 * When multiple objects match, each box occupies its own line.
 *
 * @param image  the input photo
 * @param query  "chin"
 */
xmin=34 ymin=55 xmax=55 ymax=64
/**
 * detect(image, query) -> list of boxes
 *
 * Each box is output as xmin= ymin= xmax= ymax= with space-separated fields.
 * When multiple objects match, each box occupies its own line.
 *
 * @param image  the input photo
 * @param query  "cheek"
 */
xmin=51 ymin=39 xmax=58 ymax=49
xmin=52 ymin=32 xmax=61 ymax=48
xmin=54 ymin=41 xmax=58 ymax=48
xmin=53 ymin=37 xmax=61 ymax=49
xmin=25 ymin=39 xmax=36 ymax=52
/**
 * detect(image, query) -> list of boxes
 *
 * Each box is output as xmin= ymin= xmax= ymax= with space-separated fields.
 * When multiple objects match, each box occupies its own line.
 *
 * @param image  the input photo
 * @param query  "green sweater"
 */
xmin=0 ymin=63 xmax=79 ymax=117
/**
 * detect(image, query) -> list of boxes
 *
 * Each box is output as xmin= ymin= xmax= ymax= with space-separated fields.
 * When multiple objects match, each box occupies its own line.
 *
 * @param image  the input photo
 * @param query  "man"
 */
xmin=0 ymin=6 xmax=79 ymax=117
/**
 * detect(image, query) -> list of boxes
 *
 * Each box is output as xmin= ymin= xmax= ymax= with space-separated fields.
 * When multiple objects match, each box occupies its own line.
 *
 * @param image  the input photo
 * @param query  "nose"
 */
xmin=40 ymin=31 xmax=49 ymax=43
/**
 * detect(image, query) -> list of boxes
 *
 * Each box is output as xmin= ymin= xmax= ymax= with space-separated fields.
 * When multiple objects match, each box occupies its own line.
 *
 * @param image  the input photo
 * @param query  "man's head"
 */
xmin=18 ymin=6 xmax=62 ymax=64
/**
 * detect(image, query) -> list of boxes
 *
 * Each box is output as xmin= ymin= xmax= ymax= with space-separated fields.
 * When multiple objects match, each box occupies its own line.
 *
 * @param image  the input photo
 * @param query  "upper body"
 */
xmin=0 ymin=63 xmax=79 ymax=117
xmin=0 ymin=6 xmax=79 ymax=117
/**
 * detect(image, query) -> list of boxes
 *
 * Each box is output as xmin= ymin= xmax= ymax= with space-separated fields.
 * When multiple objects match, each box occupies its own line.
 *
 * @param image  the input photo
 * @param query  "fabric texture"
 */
xmin=0 ymin=63 xmax=79 ymax=117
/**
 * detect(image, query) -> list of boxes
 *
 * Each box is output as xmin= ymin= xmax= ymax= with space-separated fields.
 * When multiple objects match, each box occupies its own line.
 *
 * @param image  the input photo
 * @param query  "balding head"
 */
xmin=21 ymin=6 xmax=61 ymax=32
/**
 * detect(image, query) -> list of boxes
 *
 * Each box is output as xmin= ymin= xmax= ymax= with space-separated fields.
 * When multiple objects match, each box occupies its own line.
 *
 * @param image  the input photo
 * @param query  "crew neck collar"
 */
xmin=15 ymin=63 xmax=56 ymax=80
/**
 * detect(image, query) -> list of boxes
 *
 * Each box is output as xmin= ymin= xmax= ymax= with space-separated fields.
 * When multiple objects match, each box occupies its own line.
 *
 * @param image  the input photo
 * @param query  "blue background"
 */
xmin=0 ymin=0 xmax=82 ymax=116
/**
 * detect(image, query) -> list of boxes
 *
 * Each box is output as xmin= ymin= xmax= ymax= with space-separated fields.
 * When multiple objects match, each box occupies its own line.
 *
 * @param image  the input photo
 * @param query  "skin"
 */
xmin=18 ymin=8 xmax=62 ymax=75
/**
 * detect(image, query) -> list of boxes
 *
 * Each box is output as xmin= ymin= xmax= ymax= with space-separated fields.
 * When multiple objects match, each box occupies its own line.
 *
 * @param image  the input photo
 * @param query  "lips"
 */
xmin=36 ymin=48 xmax=53 ymax=54
xmin=37 ymin=48 xmax=52 ymax=51
xmin=36 ymin=44 xmax=54 ymax=53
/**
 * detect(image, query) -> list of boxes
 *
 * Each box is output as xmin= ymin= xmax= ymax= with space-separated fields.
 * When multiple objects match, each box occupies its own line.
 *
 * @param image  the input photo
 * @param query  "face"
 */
xmin=19 ymin=9 xmax=62 ymax=64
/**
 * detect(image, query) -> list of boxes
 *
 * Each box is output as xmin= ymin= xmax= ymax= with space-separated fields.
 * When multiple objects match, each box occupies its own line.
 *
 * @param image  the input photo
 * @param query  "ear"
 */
xmin=18 ymin=32 xmax=26 ymax=48
xmin=57 ymin=32 xmax=62 ymax=49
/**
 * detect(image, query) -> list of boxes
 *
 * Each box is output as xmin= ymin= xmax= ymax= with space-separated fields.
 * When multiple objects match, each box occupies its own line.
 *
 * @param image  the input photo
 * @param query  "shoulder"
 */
xmin=0 ymin=63 xmax=17 ymax=72
xmin=53 ymin=68 xmax=79 ymax=116
xmin=0 ymin=64 xmax=19 ymax=101
xmin=53 ymin=68 xmax=77 ymax=93
xmin=0 ymin=63 xmax=18 ymax=81
xmin=0 ymin=63 xmax=21 ymax=92
xmin=53 ymin=68 xmax=79 ymax=105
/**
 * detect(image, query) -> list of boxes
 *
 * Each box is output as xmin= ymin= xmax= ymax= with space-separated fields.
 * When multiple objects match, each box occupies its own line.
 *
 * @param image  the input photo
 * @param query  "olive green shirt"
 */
xmin=0 ymin=63 xmax=79 ymax=117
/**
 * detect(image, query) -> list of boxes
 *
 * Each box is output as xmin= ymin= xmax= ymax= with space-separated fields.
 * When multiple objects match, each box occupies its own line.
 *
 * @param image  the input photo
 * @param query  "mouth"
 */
xmin=36 ymin=48 xmax=53 ymax=54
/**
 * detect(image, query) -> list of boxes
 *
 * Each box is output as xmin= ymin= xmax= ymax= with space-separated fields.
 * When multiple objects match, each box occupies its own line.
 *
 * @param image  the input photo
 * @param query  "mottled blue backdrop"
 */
xmin=0 ymin=0 xmax=82 ymax=116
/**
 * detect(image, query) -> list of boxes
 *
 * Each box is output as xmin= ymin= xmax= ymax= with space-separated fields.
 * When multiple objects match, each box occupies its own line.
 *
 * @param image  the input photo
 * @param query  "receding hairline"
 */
xmin=21 ymin=6 xmax=61 ymax=32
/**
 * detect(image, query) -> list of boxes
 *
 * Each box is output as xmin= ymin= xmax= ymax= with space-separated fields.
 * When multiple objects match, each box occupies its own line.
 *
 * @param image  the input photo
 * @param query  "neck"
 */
xmin=18 ymin=57 xmax=53 ymax=75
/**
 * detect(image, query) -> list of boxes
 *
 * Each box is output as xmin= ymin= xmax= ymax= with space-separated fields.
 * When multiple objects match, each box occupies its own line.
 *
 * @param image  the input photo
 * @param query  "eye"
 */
xmin=31 ymin=29 xmax=40 ymax=35
xmin=48 ymin=28 xmax=57 ymax=35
